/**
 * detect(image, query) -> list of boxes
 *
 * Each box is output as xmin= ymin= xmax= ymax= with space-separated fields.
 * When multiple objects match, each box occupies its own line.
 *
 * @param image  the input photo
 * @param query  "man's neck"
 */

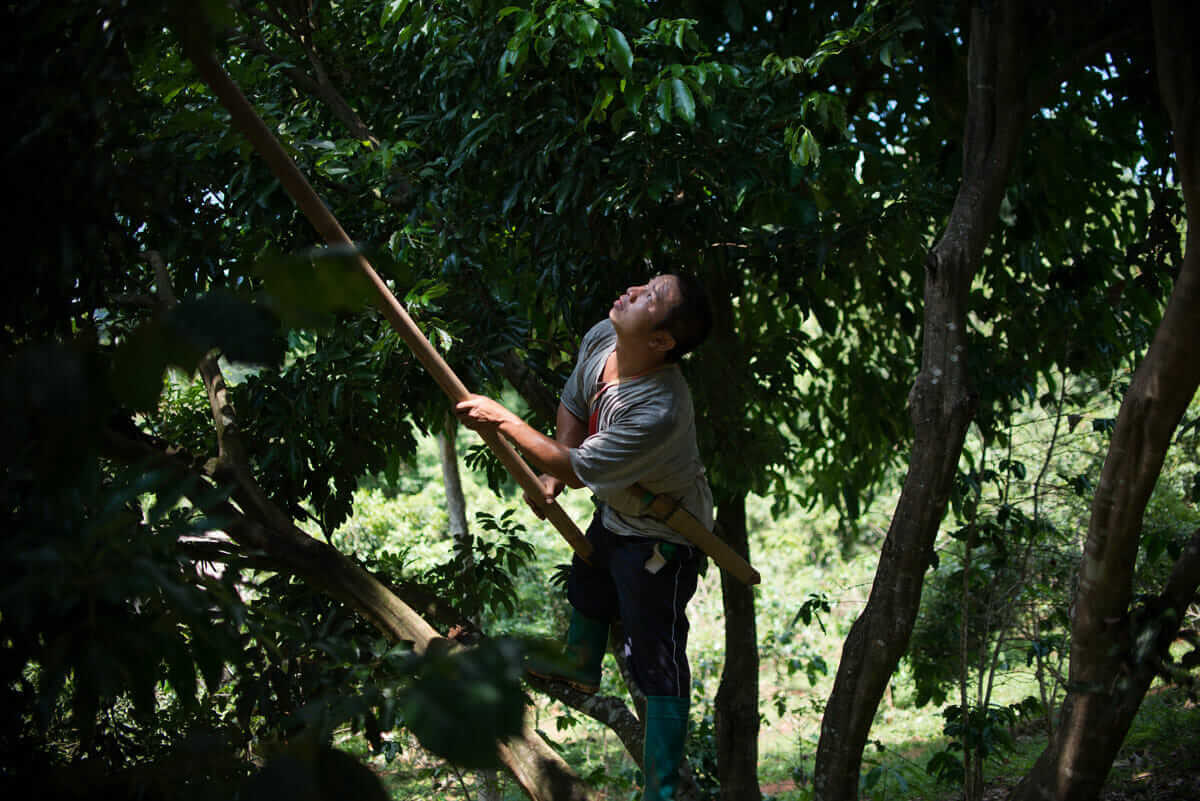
xmin=608 ymin=336 xmax=668 ymax=381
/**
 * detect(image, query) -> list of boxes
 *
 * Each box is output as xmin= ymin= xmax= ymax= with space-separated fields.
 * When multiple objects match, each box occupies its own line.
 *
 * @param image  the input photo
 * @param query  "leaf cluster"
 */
xmin=906 ymin=505 xmax=1075 ymax=709
xmin=0 ymin=454 xmax=251 ymax=797
xmin=417 ymin=509 xmax=538 ymax=623
xmin=925 ymin=697 xmax=1042 ymax=785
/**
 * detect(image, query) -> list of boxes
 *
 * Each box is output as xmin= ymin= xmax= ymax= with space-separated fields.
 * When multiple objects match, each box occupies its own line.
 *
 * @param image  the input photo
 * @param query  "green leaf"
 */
xmin=499 ymin=46 xmax=520 ymax=77
xmin=382 ymin=0 xmax=411 ymax=28
xmin=111 ymin=321 xmax=171 ymax=412
xmin=606 ymin=27 xmax=633 ymax=76
xmin=577 ymin=13 xmax=599 ymax=43
xmin=656 ymin=79 xmax=673 ymax=122
xmin=169 ymin=292 xmax=285 ymax=366
xmin=398 ymin=639 xmax=526 ymax=768
xmin=670 ymin=78 xmax=695 ymax=123
xmin=535 ymin=34 xmax=555 ymax=66
xmin=801 ymin=129 xmax=820 ymax=166
xmin=256 ymin=246 xmax=377 ymax=329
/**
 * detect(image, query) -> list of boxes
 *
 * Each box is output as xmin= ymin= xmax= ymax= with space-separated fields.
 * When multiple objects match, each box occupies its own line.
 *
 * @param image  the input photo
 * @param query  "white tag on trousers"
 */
xmin=643 ymin=543 xmax=667 ymax=574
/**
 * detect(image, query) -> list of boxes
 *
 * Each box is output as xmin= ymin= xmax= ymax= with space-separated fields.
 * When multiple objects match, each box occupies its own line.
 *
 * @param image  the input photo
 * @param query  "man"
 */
xmin=455 ymin=272 xmax=713 ymax=801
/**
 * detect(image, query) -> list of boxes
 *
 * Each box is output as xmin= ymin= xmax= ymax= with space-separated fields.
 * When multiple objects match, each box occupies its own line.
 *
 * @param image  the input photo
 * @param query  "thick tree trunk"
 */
xmin=1011 ymin=5 xmax=1200 ymax=798
xmin=714 ymin=493 xmax=761 ymax=801
xmin=697 ymin=252 xmax=763 ymax=801
xmin=813 ymin=6 xmax=1035 ymax=799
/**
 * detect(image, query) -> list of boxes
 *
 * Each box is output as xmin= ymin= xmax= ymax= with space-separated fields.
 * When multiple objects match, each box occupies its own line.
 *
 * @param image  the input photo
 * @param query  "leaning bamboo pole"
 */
xmin=176 ymin=28 xmax=592 ymax=563
xmin=175 ymin=25 xmax=595 ymax=801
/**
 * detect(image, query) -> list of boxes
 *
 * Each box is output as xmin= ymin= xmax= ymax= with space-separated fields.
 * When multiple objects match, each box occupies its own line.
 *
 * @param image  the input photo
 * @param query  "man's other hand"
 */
xmin=524 ymin=473 xmax=565 ymax=518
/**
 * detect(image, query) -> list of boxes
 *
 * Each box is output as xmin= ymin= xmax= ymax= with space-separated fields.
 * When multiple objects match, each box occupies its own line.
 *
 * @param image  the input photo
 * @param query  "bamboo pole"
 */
xmin=177 ymin=29 xmax=592 ymax=561
xmin=639 ymin=487 xmax=761 ymax=585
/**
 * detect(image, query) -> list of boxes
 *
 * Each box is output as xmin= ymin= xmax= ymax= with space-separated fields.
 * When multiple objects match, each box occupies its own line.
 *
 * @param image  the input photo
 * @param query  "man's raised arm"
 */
xmin=454 ymin=396 xmax=586 ymax=495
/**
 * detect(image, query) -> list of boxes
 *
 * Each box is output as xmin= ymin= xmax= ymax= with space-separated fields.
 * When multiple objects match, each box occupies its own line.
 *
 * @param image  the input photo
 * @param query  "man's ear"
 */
xmin=649 ymin=330 xmax=676 ymax=355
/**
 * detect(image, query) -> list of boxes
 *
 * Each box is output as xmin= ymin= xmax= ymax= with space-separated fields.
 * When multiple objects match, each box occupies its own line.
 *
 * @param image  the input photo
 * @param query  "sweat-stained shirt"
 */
xmin=561 ymin=319 xmax=714 ymax=546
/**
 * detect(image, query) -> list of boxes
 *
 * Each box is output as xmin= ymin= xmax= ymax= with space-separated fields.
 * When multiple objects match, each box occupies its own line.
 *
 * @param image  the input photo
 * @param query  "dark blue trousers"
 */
xmin=567 ymin=513 xmax=700 ymax=698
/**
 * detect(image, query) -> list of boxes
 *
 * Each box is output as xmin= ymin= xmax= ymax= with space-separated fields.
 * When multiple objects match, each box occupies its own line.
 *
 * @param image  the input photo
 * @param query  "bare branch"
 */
xmin=314 ymin=169 xmax=409 ymax=209
xmin=525 ymin=676 xmax=644 ymax=759
xmin=102 ymin=424 xmax=449 ymax=649
xmin=233 ymin=7 xmax=380 ymax=148
xmin=1161 ymin=526 xmax=1200 ymax=614
xmin=108 ymin=293 xmax=159 ymax=309
xmin=1031 ymin=26 xmax=1144 ymax=113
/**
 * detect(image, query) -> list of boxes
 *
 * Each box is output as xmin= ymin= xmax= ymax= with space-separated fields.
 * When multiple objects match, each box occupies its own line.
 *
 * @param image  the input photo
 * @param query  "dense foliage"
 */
xmin=4 ymin=0 xmax=1196 ymax=799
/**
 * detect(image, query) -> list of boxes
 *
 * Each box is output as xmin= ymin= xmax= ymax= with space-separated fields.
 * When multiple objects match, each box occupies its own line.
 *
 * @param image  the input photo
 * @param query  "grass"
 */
xmin=1107 ymin=685 xmax=1200 ymax=792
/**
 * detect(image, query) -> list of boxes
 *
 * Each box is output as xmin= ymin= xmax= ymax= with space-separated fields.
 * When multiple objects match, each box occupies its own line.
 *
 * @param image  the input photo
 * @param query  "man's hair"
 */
xmin=657 ymin=272 xmax=713 ymax=362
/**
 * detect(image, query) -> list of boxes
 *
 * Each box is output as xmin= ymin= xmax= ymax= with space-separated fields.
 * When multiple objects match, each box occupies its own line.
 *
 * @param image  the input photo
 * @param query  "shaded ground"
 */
xmin=975 ymin=759 xmax=1200 ymax=801
xmin=764 ymin=763 xmax=1200 ymax=801
xmin=761 ymin=688 xmax=1199 ymax=801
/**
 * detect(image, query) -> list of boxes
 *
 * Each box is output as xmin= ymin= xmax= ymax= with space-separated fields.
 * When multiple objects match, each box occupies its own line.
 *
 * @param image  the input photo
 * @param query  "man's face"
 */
xmin=609 ymin=275 xmax=681 ymax=345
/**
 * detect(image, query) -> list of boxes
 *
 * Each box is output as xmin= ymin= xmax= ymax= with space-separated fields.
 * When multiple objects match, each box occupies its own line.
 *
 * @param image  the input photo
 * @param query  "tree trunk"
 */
xmin=1011 ymin=4 xmax=1200 ymax=798
xmin=1011 ymin=533 xmax=1200 ymax=801
xmin=960 ymin=524 xmax=982 ymax=801
xmin=439 ymin=413 xmax=470 ymax=540
xmin=813 ymin=5 xmax=1035 ymax=799
xmin=435 ymin=413 xmax=501 ymax=797
xmin=697 ymin=250 xmax=763 ymax=801
xmin=714 ymin=493 xmax=762 ymax=801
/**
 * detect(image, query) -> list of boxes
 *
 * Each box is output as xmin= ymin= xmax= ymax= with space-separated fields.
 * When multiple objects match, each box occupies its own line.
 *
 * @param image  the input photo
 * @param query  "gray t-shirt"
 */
xmin=562 ymin=320 xmax=714 ymax=544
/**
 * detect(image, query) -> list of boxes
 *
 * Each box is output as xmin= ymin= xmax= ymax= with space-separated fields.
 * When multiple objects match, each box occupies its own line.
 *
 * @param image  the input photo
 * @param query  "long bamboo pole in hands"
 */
xmin=177 ymin=30 xmax=592 ymax=562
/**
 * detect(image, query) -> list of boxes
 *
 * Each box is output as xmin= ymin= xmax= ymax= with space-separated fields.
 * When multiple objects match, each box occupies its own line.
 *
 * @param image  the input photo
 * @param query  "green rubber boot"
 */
xmin=643 ymin=695 xmax=689 ymax=801
xmin=527 ymin=610 xmax=608 ymax=694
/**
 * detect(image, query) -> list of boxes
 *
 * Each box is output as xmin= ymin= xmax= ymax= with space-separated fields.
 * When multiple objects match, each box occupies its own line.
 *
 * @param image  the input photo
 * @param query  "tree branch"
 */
xmin=314 ymin=169 xmax=409 ymax=209
xmin=242 ymin=2 xmax=298 ymax=41
xmin=234 ymin=7 xmax=380 ymax=148
xmin=231 ymin=30 xmax=324 ymax=95
xmin=1031 ymin=25 xmax=1145 ymax=113
xmin=102 ymin=424 xmax=449 ymax=648
xmin=1161 ymin=526 xmax=1200 ymax=615
xmin=108 ymin=293 xmax=159 ymax=310
xmin=501 ymin=350 xmax=562 ymax=424
xmin=525 ymin=676 xmax=644 ymax=759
